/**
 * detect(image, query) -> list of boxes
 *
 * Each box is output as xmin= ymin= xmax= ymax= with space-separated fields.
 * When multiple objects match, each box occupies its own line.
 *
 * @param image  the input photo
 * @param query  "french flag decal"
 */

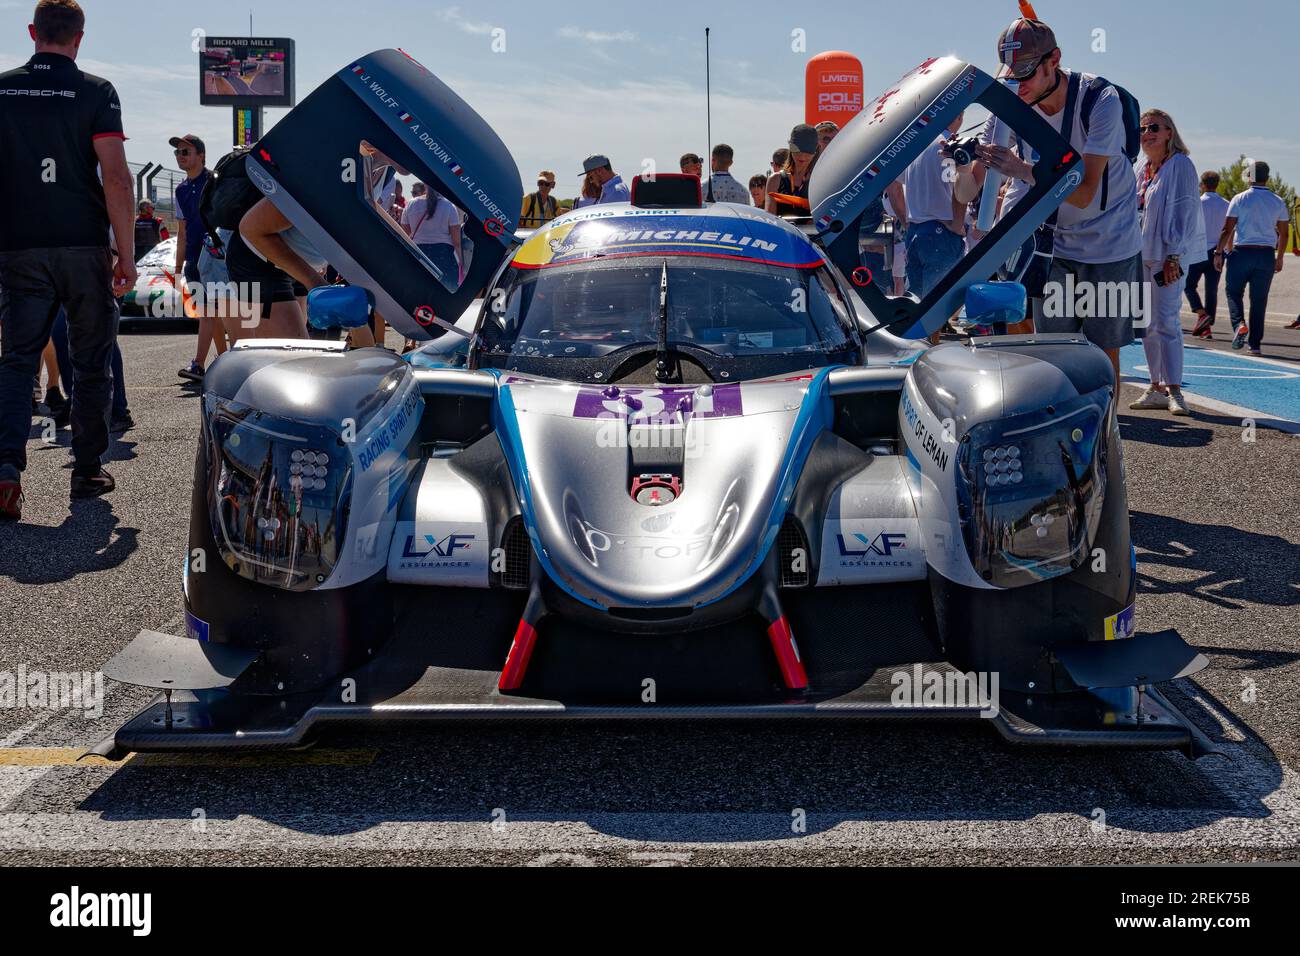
xmin=450 ymin=163 xmax=463 ymax=175
xmin=398 ymin=111 xmax=413 ymax=122
xmin=350 ymin=64 xmax=365 ymax=75
xmin=819 ymin=213 xmax=834 ymax=227
xmin=865 ymin=165 xmax=882 ymax=179
xmin=918 ymin=114 xmax=931 ymax=127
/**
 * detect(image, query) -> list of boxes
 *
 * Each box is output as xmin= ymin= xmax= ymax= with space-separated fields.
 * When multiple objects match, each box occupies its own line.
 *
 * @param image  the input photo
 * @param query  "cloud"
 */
xmin=439 ymin=6 xmax=496 ymax=36
xmin=448 ymin=72 xmax=800 ymax=195
xmin=557 ymin=27 xmax=637 ymax=43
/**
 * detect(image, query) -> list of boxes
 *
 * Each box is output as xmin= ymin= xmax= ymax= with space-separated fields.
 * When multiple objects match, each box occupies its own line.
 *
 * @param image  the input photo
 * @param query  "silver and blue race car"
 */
xmin=99 ymin=50 xmax=1213 ymax=756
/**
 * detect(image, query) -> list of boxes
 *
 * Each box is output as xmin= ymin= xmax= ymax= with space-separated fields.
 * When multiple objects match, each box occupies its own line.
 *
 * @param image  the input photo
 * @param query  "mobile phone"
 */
xmin=1154 ymin=265 xmax=1185 ymax=287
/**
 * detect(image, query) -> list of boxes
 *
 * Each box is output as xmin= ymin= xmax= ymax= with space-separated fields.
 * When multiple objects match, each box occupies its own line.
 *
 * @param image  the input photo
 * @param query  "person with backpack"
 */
xmin=170 ymin=132 xmax=227 ymax=381
xmin=958 ymin=17 xmax=1143 ymax=384
xmin=197 ymin=144 xmax=321 ymax=340
xmin=519 ymin=171 xmax=557 ymax=229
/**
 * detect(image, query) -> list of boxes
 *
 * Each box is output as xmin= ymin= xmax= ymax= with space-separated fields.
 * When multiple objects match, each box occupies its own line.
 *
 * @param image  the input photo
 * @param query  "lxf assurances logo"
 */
xmin=837 ymin=531 xmax=908 ymax=563
xmin=400 ymin=531 xmax=475 ymax=566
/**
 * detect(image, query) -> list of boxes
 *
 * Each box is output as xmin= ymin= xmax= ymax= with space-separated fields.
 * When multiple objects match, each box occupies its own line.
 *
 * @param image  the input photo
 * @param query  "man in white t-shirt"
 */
xmin=955 ymin=17 xmax=1142 ymax=382
xmin=900 ymin=112 xmax=966 ymax=304
xmin=1213 ymin=160 xmax=1290 ymax=355
xmin=1184 ymin=170 xmax=1230 ymax=337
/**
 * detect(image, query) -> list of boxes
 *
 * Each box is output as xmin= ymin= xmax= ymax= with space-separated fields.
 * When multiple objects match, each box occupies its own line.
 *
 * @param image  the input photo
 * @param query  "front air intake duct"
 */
xmin=499 ymin=516 xmax=531 ymax=590
xmin=777 ymin=516 xmax=811 ymax=588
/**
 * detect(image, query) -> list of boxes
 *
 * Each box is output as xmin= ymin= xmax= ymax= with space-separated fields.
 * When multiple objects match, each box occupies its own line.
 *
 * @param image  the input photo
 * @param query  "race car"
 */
xmin=118 ymin=237 xmax=195 ymax=326
xmin=98 ymin=50 xmax=1212 ymax=757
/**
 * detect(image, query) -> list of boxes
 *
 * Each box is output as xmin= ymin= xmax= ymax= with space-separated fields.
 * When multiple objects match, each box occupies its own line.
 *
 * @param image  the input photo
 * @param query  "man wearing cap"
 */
xmin=0 ymin=0 xmax=135 ymax=516
xmin=582 ymin=155 xmax=630 ymax=206
xmin=1214 ymin=160 xmax=1290 ymax=356
xmin=170 ymin=132 xmax=226 ymax=381
xmin=519 ymin=170 xmax=558 ymax=229
xmin=133 ymin=199 xmax=169 ymax=261
xmin=955 ymin=17 xmax=1143 ymax=382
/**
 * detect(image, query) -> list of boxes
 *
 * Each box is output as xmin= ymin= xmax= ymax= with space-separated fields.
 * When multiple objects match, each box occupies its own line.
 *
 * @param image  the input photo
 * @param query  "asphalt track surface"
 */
xmin=0 ymin=324 xmax=1297 ymax=866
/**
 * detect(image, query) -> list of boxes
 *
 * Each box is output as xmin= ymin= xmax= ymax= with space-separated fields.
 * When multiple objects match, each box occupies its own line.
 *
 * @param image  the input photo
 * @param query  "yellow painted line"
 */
xmin=0 ymin=747 xmax=377 ymax=768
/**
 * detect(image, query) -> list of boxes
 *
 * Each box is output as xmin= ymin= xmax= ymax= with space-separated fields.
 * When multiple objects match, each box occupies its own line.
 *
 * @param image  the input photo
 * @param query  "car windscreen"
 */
xmin=478 ymin=256 xmax=855 ymax=362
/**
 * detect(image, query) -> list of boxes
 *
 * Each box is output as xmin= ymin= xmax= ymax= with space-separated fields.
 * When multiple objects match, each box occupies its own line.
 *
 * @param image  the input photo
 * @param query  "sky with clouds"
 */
xmin=1 ymin=0 xmax=1297 ymax=197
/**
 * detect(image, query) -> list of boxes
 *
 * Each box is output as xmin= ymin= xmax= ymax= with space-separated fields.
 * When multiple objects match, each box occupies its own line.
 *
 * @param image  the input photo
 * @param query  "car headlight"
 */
xmin=203 ymin=396 xmax=353 ymax=591
xmin=955 ymin=387 xmax=1112 ymax=588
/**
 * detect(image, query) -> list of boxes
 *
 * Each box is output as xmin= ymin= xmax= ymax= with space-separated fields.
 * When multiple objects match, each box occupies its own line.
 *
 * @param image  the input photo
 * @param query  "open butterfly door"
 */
xmin=810 ymin=57 xmax=1082 ymax=339
xmin=245 ymin=48 xmax=523 ymax=339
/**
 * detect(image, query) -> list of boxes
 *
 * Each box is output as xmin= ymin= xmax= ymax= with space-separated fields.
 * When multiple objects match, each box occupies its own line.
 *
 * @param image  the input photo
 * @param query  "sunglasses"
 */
xmin=173 ymin=148 xmax=194 ymax=156
xmin=538 ymin=181 xmax=556 ymax=188
xmin=1139 ymin=123 xmax=1164 ymax=135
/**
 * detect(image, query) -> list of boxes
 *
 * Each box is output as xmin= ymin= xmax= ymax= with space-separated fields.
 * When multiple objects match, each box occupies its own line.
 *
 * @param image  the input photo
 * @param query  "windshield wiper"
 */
xmin=655 ymin=259 xmax=676 ymax=382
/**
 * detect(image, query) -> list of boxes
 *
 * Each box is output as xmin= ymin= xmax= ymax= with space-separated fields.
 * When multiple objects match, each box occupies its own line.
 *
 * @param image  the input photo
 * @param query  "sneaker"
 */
xmin=0 ymin=465 xmax=22 ymax=520
xmin=1167 ymin=387 xmax=1190 ymax=417
xmin=1231 ymin=325 xmax=1248 ymax=350
xmin=178 ymin=362 xmax=204 ymax=382
xmin=1190 ymin=314 xmax=1212 ymax=337
xmin=1248 ymin=348 xmax=1263 ymax=356
xmin=1129 ymin=387 xmax=1168 ymax=410
xmin=109 ymin=412 xmax=134 ymax=434
xmin=1285 ymin=318 xmax=1300 ymax=330
xmin=1196 ymin=327 xmax=1213 ymax=340
xmin=70 ymin=467 xmax=115 ymax=499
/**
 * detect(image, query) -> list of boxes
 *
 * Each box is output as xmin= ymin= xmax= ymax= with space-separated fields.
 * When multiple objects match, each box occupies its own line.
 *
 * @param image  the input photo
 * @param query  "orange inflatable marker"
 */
xmin=805 ymin=51 xmax=864 ymax=128
xmin=1019 ymin=1 xmax=1039 ymax=18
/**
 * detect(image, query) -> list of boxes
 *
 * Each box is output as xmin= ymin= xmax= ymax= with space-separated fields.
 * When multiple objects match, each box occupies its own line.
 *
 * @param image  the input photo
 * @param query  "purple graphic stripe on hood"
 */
xmin=572 ymin=383 xmax=744 ymax=422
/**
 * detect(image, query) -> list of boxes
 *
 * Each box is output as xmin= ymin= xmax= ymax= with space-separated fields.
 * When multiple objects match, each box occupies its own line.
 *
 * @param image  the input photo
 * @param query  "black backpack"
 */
xmin=198 ymin=146 xmax=264 ymax=250
xmin=1080 ymin=75 xmax=1141 ymax=165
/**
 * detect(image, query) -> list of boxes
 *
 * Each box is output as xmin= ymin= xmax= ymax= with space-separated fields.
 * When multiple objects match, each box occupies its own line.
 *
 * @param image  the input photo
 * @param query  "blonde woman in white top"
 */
xmin=1129 ymin=109 xmax=1205 ymax=416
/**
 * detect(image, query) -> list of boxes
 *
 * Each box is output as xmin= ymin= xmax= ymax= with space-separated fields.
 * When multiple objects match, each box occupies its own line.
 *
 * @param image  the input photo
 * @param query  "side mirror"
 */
xmin=964 ymin=282 xmax=1026 ymax=331
xmin=306 ymin=285 xmax=374 ymax=330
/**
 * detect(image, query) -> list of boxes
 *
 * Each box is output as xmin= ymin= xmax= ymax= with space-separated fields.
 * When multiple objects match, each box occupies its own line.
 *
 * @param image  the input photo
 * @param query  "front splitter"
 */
xmin=96 ymin=663 xmax=1218 ymax=759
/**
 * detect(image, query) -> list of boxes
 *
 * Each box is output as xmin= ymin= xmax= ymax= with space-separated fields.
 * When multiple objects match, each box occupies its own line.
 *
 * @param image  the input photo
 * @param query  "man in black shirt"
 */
xmin=0 ymin=0 xmax=135 ymax=519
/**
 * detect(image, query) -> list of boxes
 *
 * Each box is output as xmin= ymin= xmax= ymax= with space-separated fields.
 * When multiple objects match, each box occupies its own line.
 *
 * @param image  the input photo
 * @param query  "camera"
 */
xmin=941 ymin=136 xmax=982 ymax=167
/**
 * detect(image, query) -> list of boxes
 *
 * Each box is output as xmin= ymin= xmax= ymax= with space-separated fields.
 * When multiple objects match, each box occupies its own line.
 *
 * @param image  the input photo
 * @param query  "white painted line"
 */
xmin=1182 ymin=343 xmax=1300 ymax=372
xmin=1121 ymin=380 xmax=1300 ymax=435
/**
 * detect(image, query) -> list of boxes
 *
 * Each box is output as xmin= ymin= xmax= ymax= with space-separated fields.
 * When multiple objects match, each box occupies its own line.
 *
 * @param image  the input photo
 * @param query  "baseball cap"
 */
xmin=996 ymin=18 xmax=1057 ymax=81
xmin=789 ymin=124 xmax=819 ymax=155
xmin=581 ymin=154 xmax=611 ymax=174
xmin=169 ymin=133 xmax=206 ymax=155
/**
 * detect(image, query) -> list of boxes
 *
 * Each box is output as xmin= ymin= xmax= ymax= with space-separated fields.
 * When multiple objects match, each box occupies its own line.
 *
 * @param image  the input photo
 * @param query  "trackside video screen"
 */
xmin=199 ymin=37 xmax=296 ymax=107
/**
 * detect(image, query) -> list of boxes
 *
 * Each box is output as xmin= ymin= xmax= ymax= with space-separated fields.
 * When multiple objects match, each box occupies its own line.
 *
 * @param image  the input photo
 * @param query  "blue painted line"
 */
xmin=1121 ymin=342 xmax=1300 ymax=423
